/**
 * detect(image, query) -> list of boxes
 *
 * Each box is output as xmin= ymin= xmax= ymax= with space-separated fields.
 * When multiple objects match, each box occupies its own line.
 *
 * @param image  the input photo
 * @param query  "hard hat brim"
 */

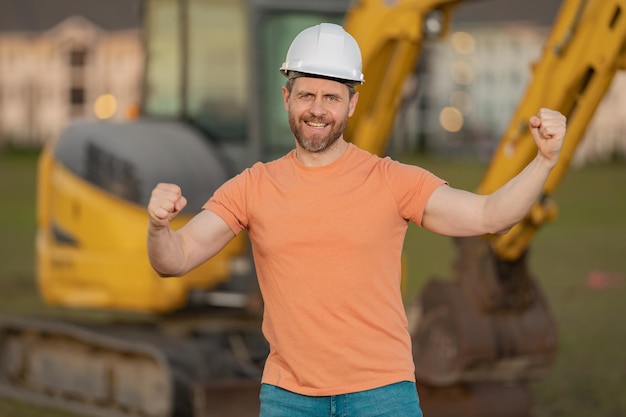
xmin=282 ymin=70 xmax=361 ymax=87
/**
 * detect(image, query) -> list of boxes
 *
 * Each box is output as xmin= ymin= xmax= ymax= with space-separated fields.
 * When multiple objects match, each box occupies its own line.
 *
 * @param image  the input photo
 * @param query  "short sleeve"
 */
xmin=202 ymin=167 xmax=253 ymax=235
xmin=381 ymin=158 xmax=447 ymax=226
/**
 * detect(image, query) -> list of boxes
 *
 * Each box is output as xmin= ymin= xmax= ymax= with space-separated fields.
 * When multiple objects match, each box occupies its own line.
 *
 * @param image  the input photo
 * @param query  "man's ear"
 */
xmin=282 ymin=86 xmax=290 ymax=111
xmin=348 ymin=91 xmax=359 ymax=117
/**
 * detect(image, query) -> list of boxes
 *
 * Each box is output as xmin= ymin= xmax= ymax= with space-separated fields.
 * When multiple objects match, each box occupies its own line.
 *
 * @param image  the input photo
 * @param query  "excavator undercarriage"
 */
xmin=0 ymin=314 xmax=267 ymax=417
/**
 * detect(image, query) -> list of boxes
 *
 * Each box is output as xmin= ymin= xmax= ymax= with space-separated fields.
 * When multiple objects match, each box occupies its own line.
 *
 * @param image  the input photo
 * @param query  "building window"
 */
xmin=69 ymin=49 xmax=88 ymax=67
xmin=70 ymin=87 xmax=85 ymax=105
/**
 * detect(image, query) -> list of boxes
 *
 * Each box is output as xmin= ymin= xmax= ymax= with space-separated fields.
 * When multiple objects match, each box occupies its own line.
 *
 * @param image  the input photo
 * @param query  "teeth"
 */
xmin=307 ymin=122 xmax=326 ymax=127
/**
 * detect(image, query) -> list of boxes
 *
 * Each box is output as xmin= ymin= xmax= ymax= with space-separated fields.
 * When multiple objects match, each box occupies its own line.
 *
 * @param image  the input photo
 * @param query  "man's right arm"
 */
xmin=147 ymin=183 xmax=235 ymax=277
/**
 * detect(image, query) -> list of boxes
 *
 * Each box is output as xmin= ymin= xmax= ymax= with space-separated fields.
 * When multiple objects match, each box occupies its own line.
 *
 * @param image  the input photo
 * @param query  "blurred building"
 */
xmin=0 ymin=0 xmax=143 ymax=147
xmin=416 ymin=23 xmax=551 ymax=158
xmin=394 ymin=0 xmax=626 ymax=165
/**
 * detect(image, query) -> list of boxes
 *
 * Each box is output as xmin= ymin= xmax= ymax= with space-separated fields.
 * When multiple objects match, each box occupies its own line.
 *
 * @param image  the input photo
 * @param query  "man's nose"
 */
xmin=308 ymin=97 xmax=327 ymax=115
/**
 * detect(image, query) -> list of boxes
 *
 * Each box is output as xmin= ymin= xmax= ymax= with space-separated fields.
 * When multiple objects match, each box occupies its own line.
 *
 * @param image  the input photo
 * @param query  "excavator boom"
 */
xmin=410 ymin=0 xmax=626 ymax=403
xmin=345 ymin=0 xmax=480 ymax=156
xmin=479 ymin=0 xmax=626 ymax=260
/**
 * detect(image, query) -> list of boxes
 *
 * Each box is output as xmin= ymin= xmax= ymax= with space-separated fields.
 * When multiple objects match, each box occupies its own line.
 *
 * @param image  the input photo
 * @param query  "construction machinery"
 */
xmin=408 ymin=1 xmax=626 ymax=416
xmin=0 ymin=0 xmax=625 ymax=416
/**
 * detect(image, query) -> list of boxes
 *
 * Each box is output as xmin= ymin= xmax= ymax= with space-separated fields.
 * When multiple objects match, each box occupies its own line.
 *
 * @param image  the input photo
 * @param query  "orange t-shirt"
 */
xmin=204 ymin=144 xmax=446 ymax=396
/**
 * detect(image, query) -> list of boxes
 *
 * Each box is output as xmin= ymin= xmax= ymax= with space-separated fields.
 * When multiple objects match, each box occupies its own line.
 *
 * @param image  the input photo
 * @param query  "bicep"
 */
xmin=177 ymin=209 xmax=236 ymax=273
xmin=422 ymin=184 xmax=489 ymax=237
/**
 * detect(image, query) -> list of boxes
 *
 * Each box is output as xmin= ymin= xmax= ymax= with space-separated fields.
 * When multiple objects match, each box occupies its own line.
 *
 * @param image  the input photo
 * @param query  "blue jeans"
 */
xmin=259 ymin=381 xmax=423 ymax=417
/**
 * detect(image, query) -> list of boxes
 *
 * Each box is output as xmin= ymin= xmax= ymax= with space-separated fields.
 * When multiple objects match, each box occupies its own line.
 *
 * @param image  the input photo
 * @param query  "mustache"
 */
xmin=303 ymin=116 xmax=332 ymax=124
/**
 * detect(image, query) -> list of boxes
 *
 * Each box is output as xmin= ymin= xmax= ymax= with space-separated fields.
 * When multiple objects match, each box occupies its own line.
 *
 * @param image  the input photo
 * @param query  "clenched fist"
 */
xmin=148 ymin=183 xmax=188 ymax=229
xmin=529 ymin=108 xmax=567 ymax=167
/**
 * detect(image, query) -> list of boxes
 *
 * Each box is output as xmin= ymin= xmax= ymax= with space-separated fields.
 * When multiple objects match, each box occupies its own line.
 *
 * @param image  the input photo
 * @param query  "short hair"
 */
xmin=285 ymin=71 xmax=357 ymax=98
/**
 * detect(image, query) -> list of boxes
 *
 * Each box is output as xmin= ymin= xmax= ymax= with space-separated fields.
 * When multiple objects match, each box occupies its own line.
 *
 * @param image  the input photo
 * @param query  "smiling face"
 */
xmin=282 ymin=76 xmax=359 ymax=154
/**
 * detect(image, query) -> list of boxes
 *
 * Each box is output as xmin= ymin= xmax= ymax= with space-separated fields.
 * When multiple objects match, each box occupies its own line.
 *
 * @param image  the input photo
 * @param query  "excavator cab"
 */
xmin=141 ymin=0 xmax=349 ymax=167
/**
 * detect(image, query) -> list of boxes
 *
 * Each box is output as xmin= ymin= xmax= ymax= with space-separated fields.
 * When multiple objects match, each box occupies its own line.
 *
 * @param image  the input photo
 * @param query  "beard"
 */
xmin=288 ymin=112 xmax=348 ymax=153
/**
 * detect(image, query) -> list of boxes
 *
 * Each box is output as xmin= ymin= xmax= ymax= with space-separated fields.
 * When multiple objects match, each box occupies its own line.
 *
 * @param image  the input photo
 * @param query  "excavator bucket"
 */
xmin=418 ymin=381 xmax=533 ymax=417
xmin=193 ymin=381 xmax=260 ymax=417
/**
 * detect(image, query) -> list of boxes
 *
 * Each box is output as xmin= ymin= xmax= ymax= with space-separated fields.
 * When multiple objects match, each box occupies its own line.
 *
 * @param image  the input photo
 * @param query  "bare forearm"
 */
xmin=146 ymin=184 xmax=235 ymax=277
xmin=422 ymin=109 xmax=565 ymax=237
xmin=147 ymin=225 xmax=187 ymax=277
xmin=482 ymin=108 xmax=566 ymax=233
xmin=483 ymin=153 xmax=554 ymax=234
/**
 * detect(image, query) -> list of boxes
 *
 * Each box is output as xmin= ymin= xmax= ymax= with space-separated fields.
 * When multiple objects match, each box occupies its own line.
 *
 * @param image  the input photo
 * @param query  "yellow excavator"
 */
xmin=349 ymin=0 xmax=626 ymax=413
xmin=0 ymin=0 xmax=624 ymax=416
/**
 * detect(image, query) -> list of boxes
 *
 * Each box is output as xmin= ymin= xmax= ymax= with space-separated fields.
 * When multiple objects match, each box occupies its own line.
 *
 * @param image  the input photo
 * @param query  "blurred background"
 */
xmin=0 ymin=0 xmax=624 ymax=416
xmin=1 ymin=0 xmax=625 ymax=161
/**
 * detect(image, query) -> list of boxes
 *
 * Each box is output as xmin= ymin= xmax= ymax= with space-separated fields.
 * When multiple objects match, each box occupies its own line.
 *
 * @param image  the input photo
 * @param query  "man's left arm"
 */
xmin=422 ymin=108 xmax=566 ymax=237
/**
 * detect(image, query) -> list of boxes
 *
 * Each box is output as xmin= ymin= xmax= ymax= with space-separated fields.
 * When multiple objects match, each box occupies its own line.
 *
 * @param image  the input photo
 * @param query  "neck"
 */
xmin=295 ymin=138 xmax=349 ymax=167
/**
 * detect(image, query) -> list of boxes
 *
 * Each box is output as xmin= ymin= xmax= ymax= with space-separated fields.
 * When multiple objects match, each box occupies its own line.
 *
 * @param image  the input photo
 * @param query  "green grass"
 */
xmin=0 ymin=150 xmax=48 ymax=316
xmin=0 ymin=149 xmax=625 ymax=417
xmin=528 ymin=163 xmax=626 ymax=417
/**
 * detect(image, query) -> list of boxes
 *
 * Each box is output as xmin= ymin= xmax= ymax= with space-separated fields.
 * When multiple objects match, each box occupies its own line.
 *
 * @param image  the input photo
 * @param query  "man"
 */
xmin=147 ymin=23 xmax=566 ymax=417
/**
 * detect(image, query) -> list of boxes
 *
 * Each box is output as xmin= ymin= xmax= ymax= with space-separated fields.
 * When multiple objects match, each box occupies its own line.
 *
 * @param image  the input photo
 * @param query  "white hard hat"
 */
xmin=280 ymin=23 xmax=365 ymax=84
